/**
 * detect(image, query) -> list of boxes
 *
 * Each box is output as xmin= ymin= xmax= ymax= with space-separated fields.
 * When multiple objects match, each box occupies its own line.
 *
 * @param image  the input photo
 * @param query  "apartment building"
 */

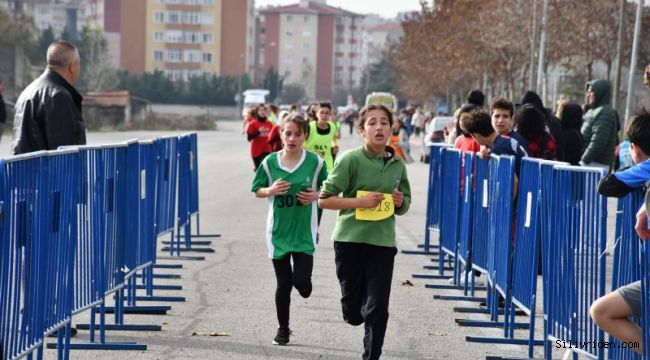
xmin=257 ymin=0 xmax=363 ymax=100
xmin=102 ymin=0 xmax=252 ymax=81
xmin=360 ymin=21 xmax=403 ymax=70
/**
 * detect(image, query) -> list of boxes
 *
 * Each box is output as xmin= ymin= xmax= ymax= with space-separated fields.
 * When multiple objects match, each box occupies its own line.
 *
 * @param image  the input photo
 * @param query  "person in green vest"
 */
xmin=305 ymin=102 xmax=337 ymax=172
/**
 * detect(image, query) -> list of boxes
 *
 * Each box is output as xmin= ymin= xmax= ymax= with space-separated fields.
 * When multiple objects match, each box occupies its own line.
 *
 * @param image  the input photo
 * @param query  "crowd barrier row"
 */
xmin=0 ymin=132 xmax=210 ymax=360
xmin=413 ymin=143 xmax=648 ymax=360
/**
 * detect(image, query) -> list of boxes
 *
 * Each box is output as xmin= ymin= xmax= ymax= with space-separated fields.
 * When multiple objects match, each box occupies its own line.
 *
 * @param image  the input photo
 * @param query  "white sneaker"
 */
xmin=448 ymin=275 xmax=485 ymax=287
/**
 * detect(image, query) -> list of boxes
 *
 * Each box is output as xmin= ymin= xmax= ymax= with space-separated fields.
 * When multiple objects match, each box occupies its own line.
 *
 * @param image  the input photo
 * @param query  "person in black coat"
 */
xmin=557 ymin=103 xmax=584 ymax=165
xmin=12 ymin=41 xmax=86 ymax=155
xmin=520 ymin=90 xmax=565 ymax=162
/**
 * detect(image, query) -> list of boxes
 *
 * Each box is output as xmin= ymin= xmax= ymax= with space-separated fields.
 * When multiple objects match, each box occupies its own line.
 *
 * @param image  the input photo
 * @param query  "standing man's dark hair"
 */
xmin=0 ymin=79 xmax=6 ymax=142
xmin=12 ymin=41 xmax=86 ymax=154
xmin=467 ymin=89 xmax=485 ymax=107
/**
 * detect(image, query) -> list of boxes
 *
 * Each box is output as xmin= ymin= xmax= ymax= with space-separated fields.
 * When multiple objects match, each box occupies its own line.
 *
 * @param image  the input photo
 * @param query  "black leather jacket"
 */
xmin=12 ymin=68 xmax=86 ymax=154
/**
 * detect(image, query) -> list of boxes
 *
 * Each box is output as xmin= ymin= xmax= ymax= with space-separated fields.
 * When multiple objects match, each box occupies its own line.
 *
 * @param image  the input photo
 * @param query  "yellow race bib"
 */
xmin=355 ymin=191 xmax=394 ymax=221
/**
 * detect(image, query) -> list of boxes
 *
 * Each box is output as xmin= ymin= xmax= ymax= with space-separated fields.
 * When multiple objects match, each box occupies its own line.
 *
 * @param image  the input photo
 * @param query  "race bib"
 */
xmin=355 ymin=191 xmax=394 ymax=221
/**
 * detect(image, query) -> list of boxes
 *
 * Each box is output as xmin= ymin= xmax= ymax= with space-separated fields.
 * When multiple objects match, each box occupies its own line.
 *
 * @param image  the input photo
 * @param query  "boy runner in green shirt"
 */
xmin=305 ymin=102 xmax=337 ymax=172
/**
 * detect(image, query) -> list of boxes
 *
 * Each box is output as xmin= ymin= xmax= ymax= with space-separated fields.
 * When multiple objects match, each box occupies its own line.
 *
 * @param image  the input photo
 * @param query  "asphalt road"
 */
xmin=0 ymin=121 xmax=602 ymax=360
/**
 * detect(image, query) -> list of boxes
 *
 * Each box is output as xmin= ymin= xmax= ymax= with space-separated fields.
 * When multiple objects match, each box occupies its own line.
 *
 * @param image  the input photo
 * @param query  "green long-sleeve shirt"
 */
xmin=320 ymin=145 xmax=411 ymax=247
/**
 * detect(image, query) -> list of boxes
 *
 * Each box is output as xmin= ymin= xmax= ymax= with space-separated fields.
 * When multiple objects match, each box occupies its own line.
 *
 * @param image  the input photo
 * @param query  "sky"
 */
xmin=255 ymin=0 xmax=425 ymax=19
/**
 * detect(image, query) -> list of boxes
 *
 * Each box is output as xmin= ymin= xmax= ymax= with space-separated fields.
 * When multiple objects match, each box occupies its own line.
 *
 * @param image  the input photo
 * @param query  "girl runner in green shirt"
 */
xmin=319 ymin=104 xmax=411 ymax=360
xmin=251 ymin=114 xmax=328 ymax=346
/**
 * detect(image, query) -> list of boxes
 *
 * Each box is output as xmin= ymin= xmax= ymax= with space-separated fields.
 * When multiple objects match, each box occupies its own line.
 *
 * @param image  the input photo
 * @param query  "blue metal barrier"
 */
xmin=456 ymin=152 xmax=475 ymax=291
xmin=55 ymin=145 xmax=147 ymax=352
xmin=438 ymin=148 xmax=462 ymax=276
xmin=0 ymin=149 xmax=79 ymax=360
xmin=470 ymin=156 xmax=490 ymax=276
xmin=186 ymin=132 xmax=220 ymax=240
xmin=545 ymin=165 xmax=607 ymax=360
xmin=609 ymin=189 xmax=644 ymax=360
xmin=163 ymin=134 xmax=214 ymax=254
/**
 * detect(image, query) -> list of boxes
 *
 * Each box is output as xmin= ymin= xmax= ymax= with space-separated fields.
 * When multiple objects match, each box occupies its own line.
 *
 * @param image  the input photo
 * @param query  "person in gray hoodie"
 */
xmin=580 ymin=79 xmax=618 ymax=170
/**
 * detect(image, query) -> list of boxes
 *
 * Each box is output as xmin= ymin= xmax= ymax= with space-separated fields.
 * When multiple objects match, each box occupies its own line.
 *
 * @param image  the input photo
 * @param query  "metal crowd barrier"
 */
xmin=545 ymin=165 xmax=607 ymax=360
xmin=438 ymin=148 xmax=462 ymax=277
xmin=456 ymin=152 xmax=476 ymax=293
xmin=0 ymin=149 xmax=79 ymax=360
xmin=609 ymin=189 xmax=644 ymax=360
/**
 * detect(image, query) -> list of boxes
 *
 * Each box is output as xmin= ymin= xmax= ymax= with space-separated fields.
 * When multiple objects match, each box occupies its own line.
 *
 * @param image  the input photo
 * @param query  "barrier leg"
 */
xmin=51 ymin=302 xmax=148 ymax=350
xmin=191 ymin=213 xmax=221 ymax=238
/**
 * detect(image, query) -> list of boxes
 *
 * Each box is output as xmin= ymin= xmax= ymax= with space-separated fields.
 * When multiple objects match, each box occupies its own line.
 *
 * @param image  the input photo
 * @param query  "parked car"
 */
xmin=421 ymin=116 xmax=454 ymax=162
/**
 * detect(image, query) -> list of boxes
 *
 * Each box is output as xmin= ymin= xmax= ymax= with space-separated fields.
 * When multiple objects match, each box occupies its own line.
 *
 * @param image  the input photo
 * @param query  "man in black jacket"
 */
xmin=12 ymin=41 xmax=86 ymax=154
xmin=520 ymin=90 xmax=565 ymax=162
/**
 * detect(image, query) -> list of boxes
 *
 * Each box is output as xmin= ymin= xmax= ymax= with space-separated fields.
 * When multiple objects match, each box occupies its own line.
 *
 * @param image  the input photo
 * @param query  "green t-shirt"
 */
xmin=305 ymin=121 xmax=336 ymax=171
xmin=251 ymin=150 xmax=328 ymax=259
xmin=320 ymin=146 xmax=411 ymax=247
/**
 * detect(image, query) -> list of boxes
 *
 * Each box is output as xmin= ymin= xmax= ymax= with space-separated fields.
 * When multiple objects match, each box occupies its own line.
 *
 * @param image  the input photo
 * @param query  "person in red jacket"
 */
xmin=247 ymin=104 xmax=273 ymax=170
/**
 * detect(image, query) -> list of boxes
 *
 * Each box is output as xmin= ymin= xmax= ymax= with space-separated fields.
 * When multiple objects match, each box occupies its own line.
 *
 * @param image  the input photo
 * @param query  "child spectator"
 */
xmin=590 ymin=108 xmax=650 ymax=355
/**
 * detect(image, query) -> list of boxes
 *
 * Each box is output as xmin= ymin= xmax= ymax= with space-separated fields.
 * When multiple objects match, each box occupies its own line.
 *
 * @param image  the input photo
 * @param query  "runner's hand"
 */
xmin=297 ymin=188 xmax=319 ymax=204
xmin=392 ymin=189 xmax=404 ymax=208
xmin=358 ymin=192 xmax=384 ymax=209
xmin=269 ymin=179 xmax=291 ymax=196
xmin=479 ymin=145 xmax=491 ymax=160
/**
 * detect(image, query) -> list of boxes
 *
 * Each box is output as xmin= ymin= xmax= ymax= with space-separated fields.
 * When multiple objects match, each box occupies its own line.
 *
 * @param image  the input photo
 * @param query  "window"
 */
xmin=153 ymin=50 xmax=163 ymax=61
xmin=201 ymin=13 xmax=214 ymax=24
xmin=185 ymin=11 xmax=200 ymax=24
xmin=260 ymin=27 xmax=266 ymax=34
xmin=286 ymin=15 xmax=293 ymax=22
xmin=154 ymin=32 xmax=164 ymax=42
xmin=302 ymin=57 xmax=309 ymax=65
xmin=203 ymin=71 xmax=214 ymax=77
xmin=284 ymin=42 xmax=293 ymax=49
xmin=166 ymin=30 xmax=183 ymax=43
xmin=188 ymin=70 xmax=202 ymax=79
xmin=184 ymin=50 xmax=201 ymax=63
xmin=185 ymin=0 xmax=199 ymax=4
xmin=202 ymin=32 xmax=213 ymax=43
xmin=304 ymin=15 xmax=310 ymax=22
xmin=165 ymin=70 xmax=182 ymax=81
xmin=153 ymin=11 xmax=164 ymax=23
xmin=259 ymin=54 xmax=265 ymax=65
xmin=166 ymin=49 xmax=182 ymax=62
xmin=202 ymin=0 xmax=214 ymax=4
xmin=186 ymin=31 xmax=201 ymax=44
xmin=285 ymin=30 xmax=293 ymax=37
xmin=168 ymin=10 xmax=181 ymax=23
xmin=284 ymin=57 xmax=293 ymax=65
xmin=303 ymin=43 xmax=310 ymax=50
xmin=336 ymin=17 xmax=342 ymax=25
xmin=202 ymin=53 xmax=213 ymax=63
xmin=302 ymin=29 xmax=311 ymax=37
xmin=167 ymin=0 xmax=181 ymax=4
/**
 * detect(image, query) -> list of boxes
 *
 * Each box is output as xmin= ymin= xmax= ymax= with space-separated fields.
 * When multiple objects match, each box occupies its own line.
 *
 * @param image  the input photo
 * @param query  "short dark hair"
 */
xmin=462 ymin=110 xmax=494 ymax=137
xmin=459 ymin=103 xmax=478 ymax=115
xmin=357 ymin=104 xmax=394 ymax=129
xmin=282 ymin=113 xmax=310 ymax=135
xmin=514 ymin=104 xmax=546 ymax=139
xmin=491 ymin=97 xmax=514 ymax=117
xmin=319 ymin=102 xmax=332 ymax=110
xmin=46 ymin=41 xmax=79 ymax=67
xmin=626 ymin=107 xmax=650 ymax=156
xmin=467 ymin=89 xmax=485 ymax=107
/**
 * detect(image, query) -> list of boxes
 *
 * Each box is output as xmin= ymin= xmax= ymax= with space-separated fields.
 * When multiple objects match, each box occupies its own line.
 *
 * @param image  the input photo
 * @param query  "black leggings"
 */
xmin=272 ymin=252 xmax=314 ymax=328
xmin=252 ymin=152 xmax=270 ymax=171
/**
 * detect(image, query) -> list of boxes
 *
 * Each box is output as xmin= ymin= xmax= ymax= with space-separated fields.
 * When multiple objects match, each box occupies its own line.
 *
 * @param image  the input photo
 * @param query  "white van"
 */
xmin=242 ymin=89 xmax=270 ymax=115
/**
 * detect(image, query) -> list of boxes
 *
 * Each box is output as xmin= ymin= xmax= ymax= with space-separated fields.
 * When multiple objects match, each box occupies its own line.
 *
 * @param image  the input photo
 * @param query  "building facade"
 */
xmin=257 ymin=0 xmax=363 ymax=100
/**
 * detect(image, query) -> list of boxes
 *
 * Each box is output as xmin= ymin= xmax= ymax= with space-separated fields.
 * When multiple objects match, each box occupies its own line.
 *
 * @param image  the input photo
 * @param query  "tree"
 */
xmin=282 ymin=83 xmax=306 ymax=104
xmin=262 ymin=67 xmax=284 ymax=102
xmin=76 ymin=26 xmax=119 ymax=92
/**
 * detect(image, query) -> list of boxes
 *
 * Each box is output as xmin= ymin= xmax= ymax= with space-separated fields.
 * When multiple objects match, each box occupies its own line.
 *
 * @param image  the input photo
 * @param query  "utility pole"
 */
xmin=613 ymin=0 xmax=626 ymax=112
xmin=535 ymin=0 xmax=549 ymax=95
xmin=624 ymin=0 xmax=644 ymax=127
